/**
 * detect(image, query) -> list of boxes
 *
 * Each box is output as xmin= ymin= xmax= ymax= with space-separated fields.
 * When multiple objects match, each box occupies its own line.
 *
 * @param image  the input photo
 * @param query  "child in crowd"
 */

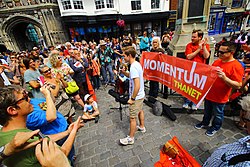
xmin=82 ymin=94 xmax=100 ymax=123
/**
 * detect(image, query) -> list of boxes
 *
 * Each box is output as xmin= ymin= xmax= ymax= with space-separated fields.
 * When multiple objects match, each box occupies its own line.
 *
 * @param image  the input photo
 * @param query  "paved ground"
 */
xmin=73 ymin=32 xmax=245 ymax=167
xmin=73 ymin=85 xmax=248 ymax=167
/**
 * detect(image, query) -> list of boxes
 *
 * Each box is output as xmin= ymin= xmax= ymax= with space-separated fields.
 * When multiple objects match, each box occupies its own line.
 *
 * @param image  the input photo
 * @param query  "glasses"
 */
xmin=43 ymin=68 xmax=51 ymax=73
xmin=14 ymin=91 xmax=29 ymax=105
xmin=57 ymin=56 xmax=62 ymax=60
xmin=218 ymin=50 xmax=230 ymax=54
xmin=11 ymin=56 xmax=16 ymax=59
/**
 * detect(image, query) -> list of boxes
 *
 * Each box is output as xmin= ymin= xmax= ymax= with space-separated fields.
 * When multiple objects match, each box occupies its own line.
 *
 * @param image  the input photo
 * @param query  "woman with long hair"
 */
xmin=49 ymin=50 xmax=85 ymax=109
xmin=149 ymin=37 xmax=165 ymax=98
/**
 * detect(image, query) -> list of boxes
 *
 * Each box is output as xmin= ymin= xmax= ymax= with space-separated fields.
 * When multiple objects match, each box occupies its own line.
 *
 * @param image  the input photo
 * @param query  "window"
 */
xmin=106 ymin=0 xmax=114 ymax=8
xmin=131 ymin=0 xmax=141 ymax=10
xmin=73 ymin=0 xmax=83 ymax=9
xmin=95 ymin=0 xmax=105 ymax=9
xmin=61 ymin=0 xmax=72 ymax=10
xmin=231 ymin=0 xmax=243 ymax=8
xmin=151 ymin=0 xmax=160 ymax=9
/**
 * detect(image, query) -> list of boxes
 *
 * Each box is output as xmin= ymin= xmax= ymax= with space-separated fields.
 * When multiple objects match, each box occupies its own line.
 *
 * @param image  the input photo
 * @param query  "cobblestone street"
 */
xmin=73 ymin=85 xmax=247 ymax=167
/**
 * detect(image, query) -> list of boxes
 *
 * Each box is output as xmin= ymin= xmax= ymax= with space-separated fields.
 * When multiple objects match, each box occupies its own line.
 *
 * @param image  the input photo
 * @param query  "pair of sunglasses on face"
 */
xmin=15 ymin=91 xmax=29 ymax=105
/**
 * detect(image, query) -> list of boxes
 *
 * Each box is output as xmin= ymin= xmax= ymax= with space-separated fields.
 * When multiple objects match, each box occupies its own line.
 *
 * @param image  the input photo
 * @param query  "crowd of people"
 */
xmin=0 ymin=28 xmax=250 ymax=166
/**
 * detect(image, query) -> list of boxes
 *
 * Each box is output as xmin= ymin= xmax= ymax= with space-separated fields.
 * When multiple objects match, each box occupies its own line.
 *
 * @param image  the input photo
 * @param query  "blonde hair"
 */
xmin=152 ymin=37 xmax=162 ymax=49
xmin=49 ymin=50 xmax=60 ymax=68
xmin=240 ymin=96 xmax=250 ymax=112
xmin=239 ymin=96 xmax=250 ymax=120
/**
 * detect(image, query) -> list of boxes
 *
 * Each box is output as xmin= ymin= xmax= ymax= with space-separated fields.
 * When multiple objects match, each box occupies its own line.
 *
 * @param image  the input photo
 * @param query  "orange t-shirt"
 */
xmin=185 ymin=42 xmax=210 ymax=64
xmin=206 ymin=59 xmax=244 ymax=103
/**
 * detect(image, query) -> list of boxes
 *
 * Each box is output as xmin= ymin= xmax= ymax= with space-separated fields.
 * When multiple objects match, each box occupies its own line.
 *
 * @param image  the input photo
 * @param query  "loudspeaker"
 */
xmin=144 ymin=96 xmax=176 ymax=121
xmin=152 ymin=101 xmax=163 ymax=116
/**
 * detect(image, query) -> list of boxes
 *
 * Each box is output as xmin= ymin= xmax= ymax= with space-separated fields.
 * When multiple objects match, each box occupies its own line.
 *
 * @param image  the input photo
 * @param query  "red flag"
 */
xmin=86 ymin=74 xmax=97 ymax=101
xmin=140 ymin=52 xmax=218 ymax=107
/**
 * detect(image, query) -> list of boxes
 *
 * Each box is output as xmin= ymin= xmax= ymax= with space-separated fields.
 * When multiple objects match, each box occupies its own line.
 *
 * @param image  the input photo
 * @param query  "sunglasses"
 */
xmin=43 ymin=68 xmax=51 ymax=73
xmin=218 ymin=50 xmax=230 ymax=54
xmin=14 ymin=91 xmax=29 ymax=105
xmin=58 ymin=56 xmax=62 ymax=60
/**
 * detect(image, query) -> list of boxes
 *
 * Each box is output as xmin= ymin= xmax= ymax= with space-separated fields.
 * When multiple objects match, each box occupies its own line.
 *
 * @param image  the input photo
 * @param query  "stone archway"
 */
xmin=1 ymin=14 xmax=51 ymax=51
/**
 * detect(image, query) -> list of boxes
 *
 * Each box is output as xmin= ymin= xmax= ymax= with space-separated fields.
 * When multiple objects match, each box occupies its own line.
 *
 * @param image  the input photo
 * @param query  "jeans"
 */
xmin=101 ymin=64 xmax=115 ymax=84
xmin=183 ymin=97 xmax=195 ymax=106
xmin=149 ymin=81 xmax=159 ymax=98
xmin=92 ymin=75 xmax=100 ymax=89
xmin=202 ymin=99 xmax=226 ymax=131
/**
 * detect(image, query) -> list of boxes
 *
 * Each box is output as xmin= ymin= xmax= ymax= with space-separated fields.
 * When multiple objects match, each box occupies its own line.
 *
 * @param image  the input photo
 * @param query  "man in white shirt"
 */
xmin=119 ymin=46 xmax=146 ymax=146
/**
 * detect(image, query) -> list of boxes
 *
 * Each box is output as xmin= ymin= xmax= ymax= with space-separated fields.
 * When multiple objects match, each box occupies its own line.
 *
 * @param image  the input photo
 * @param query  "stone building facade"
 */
xmin=0 ymin=0 xmax=66 ymax=51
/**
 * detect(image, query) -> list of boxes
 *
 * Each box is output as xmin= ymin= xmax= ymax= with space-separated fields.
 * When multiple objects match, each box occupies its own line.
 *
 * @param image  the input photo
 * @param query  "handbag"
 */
xmin=65 ymin=80 xmax=79 ymax=94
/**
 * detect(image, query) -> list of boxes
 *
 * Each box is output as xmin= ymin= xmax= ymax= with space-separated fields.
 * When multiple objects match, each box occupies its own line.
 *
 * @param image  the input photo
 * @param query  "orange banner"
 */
xmin=140 ymin=52 xmax=218 ymax=107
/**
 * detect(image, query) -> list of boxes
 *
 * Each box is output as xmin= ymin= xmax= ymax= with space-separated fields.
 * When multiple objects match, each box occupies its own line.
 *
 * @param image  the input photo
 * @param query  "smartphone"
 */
xmin=38 ymin=131 xmax=46 ymax=139
xmin=37 ymin=76 xmax=45 ymax=86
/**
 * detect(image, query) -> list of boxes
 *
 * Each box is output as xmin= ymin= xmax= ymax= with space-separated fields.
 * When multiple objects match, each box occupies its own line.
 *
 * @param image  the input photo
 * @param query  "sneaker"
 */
xmin=191 ymin=104 xmax=198 ymax=110
xmin=120 ymin=136 xmax=134 ymax=145
xmin=205 ymin=127 xmax=218 ymax=137
xmin=194 ymin=122 xmax=206 ymax=130
xmin=137 ymin=126 xmax=146 ymax=133
xmin=94 ymin=115 xmax=99 ymax=123
xmin=182 ymin=103 xmax=189 ymax=109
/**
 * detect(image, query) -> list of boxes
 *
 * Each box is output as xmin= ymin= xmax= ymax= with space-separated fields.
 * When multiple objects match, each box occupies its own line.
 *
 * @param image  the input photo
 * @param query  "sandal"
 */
xmin=235 ymin=122 xmax=247 ymax=130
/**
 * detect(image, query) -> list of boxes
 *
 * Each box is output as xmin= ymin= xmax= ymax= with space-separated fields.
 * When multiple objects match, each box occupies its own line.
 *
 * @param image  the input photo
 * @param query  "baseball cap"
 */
xmin=33 ymin=47 xmax=38 ymax=50
xmin=84 ymin=94 xmax=92 ymax=102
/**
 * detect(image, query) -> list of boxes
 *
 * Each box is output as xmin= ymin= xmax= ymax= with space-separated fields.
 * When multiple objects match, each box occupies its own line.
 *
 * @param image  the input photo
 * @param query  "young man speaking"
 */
xmin=119 ymin=46 xmax=146 ymax=145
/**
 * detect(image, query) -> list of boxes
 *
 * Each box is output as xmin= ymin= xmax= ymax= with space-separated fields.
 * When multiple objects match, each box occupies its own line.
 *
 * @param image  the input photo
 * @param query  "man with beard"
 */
xmin=183 ymin=29 xmax=210 ymax=110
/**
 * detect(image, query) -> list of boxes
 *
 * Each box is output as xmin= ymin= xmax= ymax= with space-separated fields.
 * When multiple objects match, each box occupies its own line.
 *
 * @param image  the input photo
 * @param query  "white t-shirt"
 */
xmin=129 ymin=61 xmax=145 ymax=100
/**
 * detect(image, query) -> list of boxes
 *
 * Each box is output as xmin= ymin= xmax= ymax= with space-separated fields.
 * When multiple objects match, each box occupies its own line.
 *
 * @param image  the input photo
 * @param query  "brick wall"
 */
xmin=170 ymin=0 xmax=178 ymax=10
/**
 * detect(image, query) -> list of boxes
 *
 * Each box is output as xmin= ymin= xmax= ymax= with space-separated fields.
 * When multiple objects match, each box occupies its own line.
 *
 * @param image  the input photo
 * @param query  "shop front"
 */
xmin=221 ymin=12 xmax=244 ymax=33
xmin=208 ymin=6 xmax=226 ymax=35
xmin=62 ymin=11 xmax=171 ymax=42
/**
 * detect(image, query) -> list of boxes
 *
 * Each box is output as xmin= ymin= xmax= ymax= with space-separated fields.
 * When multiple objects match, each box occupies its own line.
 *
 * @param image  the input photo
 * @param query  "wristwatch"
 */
xmin=131 ymin=97 xmax=136 ymax=101
xmin=0 ymin=145 xmax=9 ymax=161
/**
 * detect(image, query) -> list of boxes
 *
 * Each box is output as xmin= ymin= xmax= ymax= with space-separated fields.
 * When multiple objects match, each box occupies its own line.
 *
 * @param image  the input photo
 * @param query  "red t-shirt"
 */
xmin=206 ymin=59 xmax=244 ymax=103
xmin=185 ymin=42 xmax=210 ymax=64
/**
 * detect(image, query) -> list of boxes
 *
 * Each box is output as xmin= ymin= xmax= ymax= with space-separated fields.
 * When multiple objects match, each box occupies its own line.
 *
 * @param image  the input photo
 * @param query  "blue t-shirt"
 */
xmin=26 ymin=98 xmax=68 ymax=135
xmin=83 ymin=101 xmax=98 ymax=114
xmin=139 ymin=36 xmax=149 ymax=50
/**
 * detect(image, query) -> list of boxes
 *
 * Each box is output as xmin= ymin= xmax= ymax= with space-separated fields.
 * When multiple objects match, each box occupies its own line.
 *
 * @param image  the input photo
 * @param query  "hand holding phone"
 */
xmin=38 ymin=76 xmax=45 ymax=86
